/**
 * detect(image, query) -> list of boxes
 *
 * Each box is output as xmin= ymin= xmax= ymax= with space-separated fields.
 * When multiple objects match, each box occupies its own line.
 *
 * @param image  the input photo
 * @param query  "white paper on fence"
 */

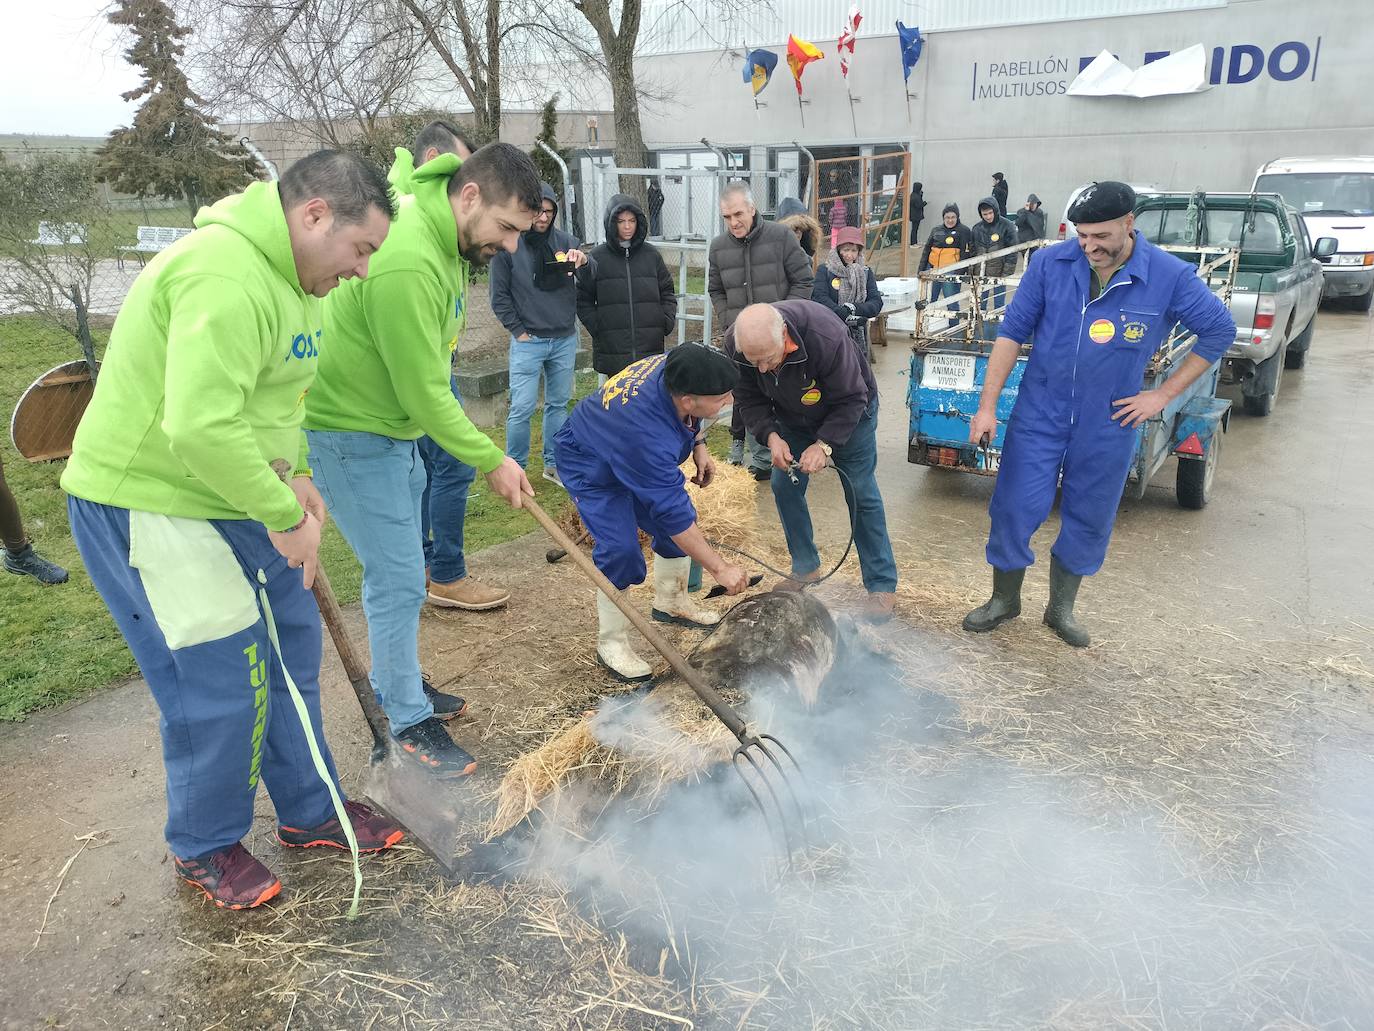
xmin=1067 ymin=44 xmax=1211 ymax=98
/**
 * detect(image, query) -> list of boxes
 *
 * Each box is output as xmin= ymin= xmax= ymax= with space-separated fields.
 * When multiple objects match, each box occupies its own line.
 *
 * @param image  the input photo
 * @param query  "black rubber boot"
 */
xmin=1043 ymin=556 xmax=1091 ymax=648
xmin=962 ymin=567 xmax=1025 ymax=633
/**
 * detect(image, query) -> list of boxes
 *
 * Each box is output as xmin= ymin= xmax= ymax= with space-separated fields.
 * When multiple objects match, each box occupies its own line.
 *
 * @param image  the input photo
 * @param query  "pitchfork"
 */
xmin=525 ymin=497 xmax=812 ymax=870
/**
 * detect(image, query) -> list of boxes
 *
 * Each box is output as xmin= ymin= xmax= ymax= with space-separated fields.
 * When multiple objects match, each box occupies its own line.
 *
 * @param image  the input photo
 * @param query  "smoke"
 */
xmin=507 ymin=616 xmax=1374 ymax=1028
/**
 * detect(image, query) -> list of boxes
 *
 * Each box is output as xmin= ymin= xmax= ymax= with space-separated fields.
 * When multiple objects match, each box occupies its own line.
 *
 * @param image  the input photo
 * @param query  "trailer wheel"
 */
xmin=1176 ymin=433 xmax=1220 ymax=510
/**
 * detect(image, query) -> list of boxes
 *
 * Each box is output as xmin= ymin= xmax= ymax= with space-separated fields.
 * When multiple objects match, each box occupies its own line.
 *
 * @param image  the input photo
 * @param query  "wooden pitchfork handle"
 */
xmin=523 ymin=497 xmax=751 ymax=743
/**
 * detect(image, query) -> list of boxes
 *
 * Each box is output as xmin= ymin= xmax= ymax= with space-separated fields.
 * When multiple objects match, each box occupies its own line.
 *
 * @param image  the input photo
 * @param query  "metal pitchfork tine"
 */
xmin=524 ymin=497 xmax=812 ymax=871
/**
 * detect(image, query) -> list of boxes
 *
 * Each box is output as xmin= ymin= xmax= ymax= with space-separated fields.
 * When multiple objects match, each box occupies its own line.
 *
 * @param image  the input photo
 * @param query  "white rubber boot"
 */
xmin=650 ymin=555 xmax=722 ymax=629
xmin=595 ymin=591 xmax=652 ymax=682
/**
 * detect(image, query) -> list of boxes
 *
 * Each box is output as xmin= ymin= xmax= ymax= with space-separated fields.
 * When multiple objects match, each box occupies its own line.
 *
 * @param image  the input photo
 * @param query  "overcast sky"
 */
xmin=0 ymin=1 xmax=141 ymax=137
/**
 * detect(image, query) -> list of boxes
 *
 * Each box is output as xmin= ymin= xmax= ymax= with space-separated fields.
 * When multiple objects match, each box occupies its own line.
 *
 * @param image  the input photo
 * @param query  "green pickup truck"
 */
xmin=1134 ymin=192 xmax=1336 ymax=416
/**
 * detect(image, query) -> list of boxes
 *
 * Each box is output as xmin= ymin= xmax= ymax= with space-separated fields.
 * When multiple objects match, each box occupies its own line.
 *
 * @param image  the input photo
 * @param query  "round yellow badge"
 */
xmin=832 ymin=277 xmax=841 ymax=289
xmin=1088 ymin=319 xmax=1116 ymax=344
xmin=944 ymin=236 xmax=954 ymax=244
xmin=801 ymin=387 xmax=822 ymax=406
xmin=555 ymin=251 xmax=567 ymax=261
xmin=991 ymin=234 xmax=1000 ymax=242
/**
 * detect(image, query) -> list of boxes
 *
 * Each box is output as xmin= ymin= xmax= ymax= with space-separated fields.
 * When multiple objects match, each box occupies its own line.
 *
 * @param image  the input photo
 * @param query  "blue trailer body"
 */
xmin=907 ymin=342 xmax=1231 ymax=506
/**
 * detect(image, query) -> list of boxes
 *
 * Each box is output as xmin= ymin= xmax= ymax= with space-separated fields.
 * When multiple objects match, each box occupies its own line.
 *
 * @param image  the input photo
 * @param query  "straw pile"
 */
xmin=486 ymin=460 xmax=777 ymax=841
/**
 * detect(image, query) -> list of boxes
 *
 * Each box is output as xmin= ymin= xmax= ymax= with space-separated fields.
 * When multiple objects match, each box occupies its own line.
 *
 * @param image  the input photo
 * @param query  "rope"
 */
xmin=708 ymin=461 xmax=857 ymax=589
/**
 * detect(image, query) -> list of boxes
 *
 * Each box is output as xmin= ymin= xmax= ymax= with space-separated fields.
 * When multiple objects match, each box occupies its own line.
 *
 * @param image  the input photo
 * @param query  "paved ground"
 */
xmin=0 ymin=305 xmax=1369 ymax=1029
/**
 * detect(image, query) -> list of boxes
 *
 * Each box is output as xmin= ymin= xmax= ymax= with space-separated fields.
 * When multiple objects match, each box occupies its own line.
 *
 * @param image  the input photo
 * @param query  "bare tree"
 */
xmin=175 ymin=0 xmax=433 ymax=147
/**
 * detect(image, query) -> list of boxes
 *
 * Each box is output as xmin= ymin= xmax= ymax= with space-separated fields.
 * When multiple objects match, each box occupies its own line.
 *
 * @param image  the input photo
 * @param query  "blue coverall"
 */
xmin=988 ymin=233 xmax=1235 ymax=575
xmin=553 ymin=355 xmax=700 ymax=589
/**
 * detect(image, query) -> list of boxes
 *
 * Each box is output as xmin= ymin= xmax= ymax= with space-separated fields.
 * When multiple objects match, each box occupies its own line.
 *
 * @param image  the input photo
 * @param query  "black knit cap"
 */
xmin=664 ymin=343 xmax=738 ymax=396
xmin=1067 ymin=181 xmax=1136 ymax=224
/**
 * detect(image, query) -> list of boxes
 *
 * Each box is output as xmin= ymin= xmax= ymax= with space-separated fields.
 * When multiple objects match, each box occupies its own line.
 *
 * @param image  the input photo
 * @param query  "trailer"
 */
xmin=906 ymin=241 xmax=1238 ymax=509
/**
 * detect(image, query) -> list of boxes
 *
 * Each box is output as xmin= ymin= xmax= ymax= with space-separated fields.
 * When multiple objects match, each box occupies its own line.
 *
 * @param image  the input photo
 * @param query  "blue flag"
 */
xmin=743 ymin=48 xmax=779 ymax=96
xmin=897 ymin=22 xmax=923 ymax=83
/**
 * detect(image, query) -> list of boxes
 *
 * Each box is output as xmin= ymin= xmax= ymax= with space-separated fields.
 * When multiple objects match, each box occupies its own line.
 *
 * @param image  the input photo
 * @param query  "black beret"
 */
xmin=664 ymin=343 xmax=738 ymax=396
xmin=1068 ymin=181 xmax=1136 ymax=224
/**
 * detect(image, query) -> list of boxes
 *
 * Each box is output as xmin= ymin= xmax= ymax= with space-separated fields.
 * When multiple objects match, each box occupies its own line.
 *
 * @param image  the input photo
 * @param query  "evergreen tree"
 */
xmin=96 ymin=0 xmax=259 ymax=218
xmin=531 ymin=95 xmax=567 ymax=188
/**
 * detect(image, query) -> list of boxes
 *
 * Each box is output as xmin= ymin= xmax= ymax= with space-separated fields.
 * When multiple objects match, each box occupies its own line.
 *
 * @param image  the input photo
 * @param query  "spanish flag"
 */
xmin=786 ymin=34 xmax=824 ymax=95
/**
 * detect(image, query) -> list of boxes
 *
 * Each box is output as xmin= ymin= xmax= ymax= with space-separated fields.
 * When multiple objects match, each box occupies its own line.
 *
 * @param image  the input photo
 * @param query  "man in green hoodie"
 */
xmin=389 ymin=122 xmax=512 ymax=612
xmin=305 ymin=142 xmax=543 ymax=778
xmin=63 ymin=151 xmax=399 ymax=911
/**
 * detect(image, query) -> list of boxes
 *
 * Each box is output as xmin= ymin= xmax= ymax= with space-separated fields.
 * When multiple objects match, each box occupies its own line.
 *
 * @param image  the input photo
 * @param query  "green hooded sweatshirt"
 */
xmin=304 ymin=154 xmax=500 ymax=471
xmin=62 ymin=181 xmax=317 ymax=532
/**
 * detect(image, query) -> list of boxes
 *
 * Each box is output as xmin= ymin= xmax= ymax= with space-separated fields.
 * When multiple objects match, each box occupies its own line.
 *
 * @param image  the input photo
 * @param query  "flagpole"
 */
xmin=846 ymin=82 xmax=858 ymax=136
xmin=796 ymin=90 xmax=806 ymax=127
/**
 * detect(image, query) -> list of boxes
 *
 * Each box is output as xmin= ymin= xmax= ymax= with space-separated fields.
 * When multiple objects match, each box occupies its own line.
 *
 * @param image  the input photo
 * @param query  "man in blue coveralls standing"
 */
xmin=963 ymin=182 xmax=1235 ymax=647
xmin=555 ymin=345 xmax=750 ymax=681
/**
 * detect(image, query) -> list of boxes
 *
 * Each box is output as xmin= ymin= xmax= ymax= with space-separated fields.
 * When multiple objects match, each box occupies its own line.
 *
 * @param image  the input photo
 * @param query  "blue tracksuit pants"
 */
xmin=986 ymin=398 xmax=1138 ymax=577
xmin=68 ymin=498 xmax=342 ymax=860
xmin=554 ymin=436 xmax=687 ymax=591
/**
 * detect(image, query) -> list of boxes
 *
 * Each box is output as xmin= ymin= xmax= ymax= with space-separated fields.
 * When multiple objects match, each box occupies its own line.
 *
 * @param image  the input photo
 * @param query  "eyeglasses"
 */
xmin=537 ymin=208 xmax=556 ymax=217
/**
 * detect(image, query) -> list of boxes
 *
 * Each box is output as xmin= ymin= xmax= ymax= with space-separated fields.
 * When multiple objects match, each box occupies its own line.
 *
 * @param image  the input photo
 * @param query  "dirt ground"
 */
xmin=1 ymin=308 xmax=1371 ymax=1030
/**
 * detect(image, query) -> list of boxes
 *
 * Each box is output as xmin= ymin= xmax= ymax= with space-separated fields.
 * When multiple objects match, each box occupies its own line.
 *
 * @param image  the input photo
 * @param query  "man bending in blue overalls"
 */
xmin=964 ymin=182 xmax=1235 ymax=647
xmin=555 ymin=345 xmax=750 ymax=681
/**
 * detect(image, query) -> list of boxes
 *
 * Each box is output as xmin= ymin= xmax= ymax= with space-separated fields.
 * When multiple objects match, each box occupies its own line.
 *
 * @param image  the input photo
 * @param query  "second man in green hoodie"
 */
xmin=304 ymin=143 xmax=543 ymax=778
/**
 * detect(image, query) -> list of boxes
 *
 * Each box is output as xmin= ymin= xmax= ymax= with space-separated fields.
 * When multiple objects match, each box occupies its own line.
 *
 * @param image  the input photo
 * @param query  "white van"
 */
xmin=1253 ymin=156 xmax=1374 ymax=310
xmin=1058 ymin=181 xmax=1163 ymax=240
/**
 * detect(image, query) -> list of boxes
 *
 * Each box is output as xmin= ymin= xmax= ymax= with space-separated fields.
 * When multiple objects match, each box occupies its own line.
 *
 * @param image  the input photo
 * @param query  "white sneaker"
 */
xmin=542 ymin=467 xmax=564 ymax=488
xmin=650 ymin=556 xmax=721 ymax=629
xmin=595 ymin=591 xmax=652 ymax=682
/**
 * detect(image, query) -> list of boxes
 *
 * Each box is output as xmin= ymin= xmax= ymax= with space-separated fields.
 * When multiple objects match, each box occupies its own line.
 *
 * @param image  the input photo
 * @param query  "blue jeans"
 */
xmin=768 ymin=400 xmax=898 ymax=593
xmin=506 ymin=334 xmax=578 ymax=469
xmin=930 ymin=277 xmax=960 ymax=314
xmin=68 ymin=497 xmax=341 ymax=859
xmin=418 ymin=375 xmax=476 ymax=585
xmin=306 ymin=430 xmax=432 ymax=734
xmin=978 ymin=285 xmax=1007 ymax=341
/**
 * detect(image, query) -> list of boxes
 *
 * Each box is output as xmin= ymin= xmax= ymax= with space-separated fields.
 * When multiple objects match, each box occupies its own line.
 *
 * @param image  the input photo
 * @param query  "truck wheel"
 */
xmin=1284 ymin=347 xmax=1308 ymax=370
xmin=1356 ymin=287 xmax=1374 ymax=313
xmin=1176 ymin=433 xmax=1220 ymax=510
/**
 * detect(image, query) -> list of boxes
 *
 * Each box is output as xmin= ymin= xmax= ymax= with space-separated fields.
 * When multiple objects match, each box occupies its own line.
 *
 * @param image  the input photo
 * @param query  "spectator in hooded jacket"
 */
xmin=919 ymin=203 xmax=975 ymax=313
xmin=908 ymin=182 xmax=927 ymax=247
xmin=577 ymin=194 xmax=676 ymax=381
xmin=812 ymin=226 xmax=882 ymax=361
xmin=972 ymin=196 xmax=1019 ymax=318
xmin=1016 ymin=194 xmax=1047 ymax=244
xmin=490 ymin=183 xmax=591 ymax=488
xmin=992 ymin=172 xmax=1010 ymax=216
xmin=777 ymin=196 xmax=822 ymax=259
xmin=647 ymin=180 xmax=665 ymax=237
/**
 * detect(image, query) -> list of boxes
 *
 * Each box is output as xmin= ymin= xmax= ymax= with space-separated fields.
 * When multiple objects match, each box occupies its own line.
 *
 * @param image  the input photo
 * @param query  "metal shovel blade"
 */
xmin=355 ymin=745 xmax=466 ymax=877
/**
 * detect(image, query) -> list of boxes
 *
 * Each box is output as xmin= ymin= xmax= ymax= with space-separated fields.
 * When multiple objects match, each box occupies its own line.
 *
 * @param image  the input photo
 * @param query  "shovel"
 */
xmin=271 ymin=462 xmax=465 ymax=874
xmin=523 ymin=497 xmax=812 ymax=869
xmin=307 ymin=564 xmax=466 ymax=874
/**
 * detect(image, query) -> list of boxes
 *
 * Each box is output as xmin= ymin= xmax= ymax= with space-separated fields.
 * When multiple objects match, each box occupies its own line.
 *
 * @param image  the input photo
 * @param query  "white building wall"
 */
xmin=632 ymin=0 xmax=1374 ymax=230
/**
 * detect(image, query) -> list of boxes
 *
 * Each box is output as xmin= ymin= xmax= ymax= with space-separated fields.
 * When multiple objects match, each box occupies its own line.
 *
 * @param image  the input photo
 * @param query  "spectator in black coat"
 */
xmin=812 ymin=226 xmax=882 ymax=361
xmin=991 ymin=172 xmax=1009 ymax=216
xmin=647 ymin=181 xmax=665 ymax=237
xmin=576 ymin=194 xmax=677 ymax=378
xmin=908 ymin=182 xmax=926 ymax=246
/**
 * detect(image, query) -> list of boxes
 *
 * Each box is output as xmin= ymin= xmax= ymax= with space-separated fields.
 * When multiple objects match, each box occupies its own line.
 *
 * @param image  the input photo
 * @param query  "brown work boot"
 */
xmin=861 ymin=592 xmax=896 ymax=624
xmin=775 ymin=569 xmax=823 ymax=592
xmin=427 ymin=576 xmax=510 ymax=611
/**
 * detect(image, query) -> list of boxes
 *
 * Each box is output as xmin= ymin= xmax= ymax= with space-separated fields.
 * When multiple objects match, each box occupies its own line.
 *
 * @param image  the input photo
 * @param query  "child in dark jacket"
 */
xmin=812 ymin=226 xmax=882 ymax=361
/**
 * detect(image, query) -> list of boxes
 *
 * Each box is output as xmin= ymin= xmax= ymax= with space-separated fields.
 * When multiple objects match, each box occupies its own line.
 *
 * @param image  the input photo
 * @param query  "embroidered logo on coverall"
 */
xmin=602 ymin=355 xmax=666 ymax=409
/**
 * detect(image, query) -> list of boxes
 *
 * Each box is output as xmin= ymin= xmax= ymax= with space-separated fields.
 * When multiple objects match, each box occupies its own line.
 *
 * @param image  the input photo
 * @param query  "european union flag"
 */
xmin=897 ymin=22 xmax=923 ymax=83
xmin=743 ymin=48 xmax=778 ymax=97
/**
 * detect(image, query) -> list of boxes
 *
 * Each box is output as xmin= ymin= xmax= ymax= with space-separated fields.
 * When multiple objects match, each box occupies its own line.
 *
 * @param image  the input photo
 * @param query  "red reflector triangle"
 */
xmin=1176 ymin=432 xmax=1204 ymax=456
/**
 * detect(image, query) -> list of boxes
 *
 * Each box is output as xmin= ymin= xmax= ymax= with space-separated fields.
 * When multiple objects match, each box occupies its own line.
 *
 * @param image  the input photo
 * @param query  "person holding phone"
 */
xmin=489 ymin=183 xmax=593 ymax=488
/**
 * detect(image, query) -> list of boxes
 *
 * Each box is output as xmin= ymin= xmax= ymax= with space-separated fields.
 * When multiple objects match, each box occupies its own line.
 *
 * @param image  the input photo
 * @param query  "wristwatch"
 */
xmin=817 ymin=440 xmax=833 ymax=458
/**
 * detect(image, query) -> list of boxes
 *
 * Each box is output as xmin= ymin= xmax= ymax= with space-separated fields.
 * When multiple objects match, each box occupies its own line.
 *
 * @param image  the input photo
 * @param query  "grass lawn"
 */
xmin=0 ymin=313 xmax=593 ymax=721
xmin=0 ymin=203 xmax=195 ymax=262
